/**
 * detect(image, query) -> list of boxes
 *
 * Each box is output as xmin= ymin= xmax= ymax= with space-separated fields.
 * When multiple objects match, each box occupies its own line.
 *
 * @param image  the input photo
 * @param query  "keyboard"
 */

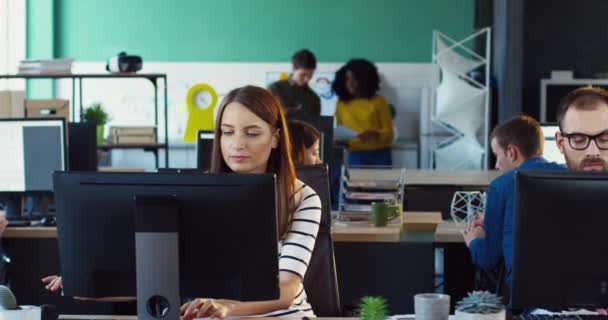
xmin=7 ymin=219 xmax=32 ymax=227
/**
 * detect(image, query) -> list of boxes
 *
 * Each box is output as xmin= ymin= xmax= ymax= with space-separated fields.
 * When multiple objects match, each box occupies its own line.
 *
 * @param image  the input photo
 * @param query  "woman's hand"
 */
xmin=357 ymin=130 xmax=380 ymax=141
xmin=42 ymin=275 xmax=63 ymax=292
xmin=181 ymin=298 xmax=230 ymax=320
xmin=0 ymin=214 xmax=8 ymax=235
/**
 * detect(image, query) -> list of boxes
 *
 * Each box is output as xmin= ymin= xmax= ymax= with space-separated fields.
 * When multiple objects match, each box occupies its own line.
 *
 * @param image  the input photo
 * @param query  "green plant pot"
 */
xmin=96 ymin=125 xmax=105 ymax=145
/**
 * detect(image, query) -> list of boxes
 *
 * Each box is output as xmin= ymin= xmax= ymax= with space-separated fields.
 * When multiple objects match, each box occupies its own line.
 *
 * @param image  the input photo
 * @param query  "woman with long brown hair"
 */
xmin=181 ymin=86 xmax=321 ymax=319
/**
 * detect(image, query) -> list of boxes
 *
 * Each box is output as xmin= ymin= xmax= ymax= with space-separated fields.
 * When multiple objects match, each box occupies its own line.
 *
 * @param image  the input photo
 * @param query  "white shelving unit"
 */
xmin=429 ymin=28 xmax=491 ymax=170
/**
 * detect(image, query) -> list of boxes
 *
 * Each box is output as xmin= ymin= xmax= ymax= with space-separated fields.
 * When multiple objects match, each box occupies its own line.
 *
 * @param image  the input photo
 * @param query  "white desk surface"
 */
xmin=404 ymin=169 xmax=499 ymax=186
xmin=347 ymin=168 xmax=499 ymax=187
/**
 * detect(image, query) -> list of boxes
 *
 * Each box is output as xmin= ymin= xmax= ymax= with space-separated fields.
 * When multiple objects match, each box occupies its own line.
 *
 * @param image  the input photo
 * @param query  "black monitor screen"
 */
xmin=53 ymin=171 xmax=279 ymax=301
xmin=512 ymin=171 xmax=608 ymax=310
xmin=196 ymin=130 xmax=213 ymax=171
xmin=544 ymin=84 xmax=608 ymax=122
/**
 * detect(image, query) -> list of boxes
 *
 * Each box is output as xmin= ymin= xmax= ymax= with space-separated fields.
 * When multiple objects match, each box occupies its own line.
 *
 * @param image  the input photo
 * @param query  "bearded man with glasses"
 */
xmin=556 ymin=86 xmax=608 ymax=172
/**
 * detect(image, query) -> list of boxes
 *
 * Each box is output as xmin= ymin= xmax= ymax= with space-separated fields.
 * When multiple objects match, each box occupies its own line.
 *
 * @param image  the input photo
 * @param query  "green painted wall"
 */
xmin=47 ymin=0 xmax=473 ymax=63
xmin=26 ymin=0 xmax=55 ymax=97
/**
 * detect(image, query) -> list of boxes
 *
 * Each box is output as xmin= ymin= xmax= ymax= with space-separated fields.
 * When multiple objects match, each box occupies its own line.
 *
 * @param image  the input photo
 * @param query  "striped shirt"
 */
xmin=259 ymin=180 xmax=321 ymax=317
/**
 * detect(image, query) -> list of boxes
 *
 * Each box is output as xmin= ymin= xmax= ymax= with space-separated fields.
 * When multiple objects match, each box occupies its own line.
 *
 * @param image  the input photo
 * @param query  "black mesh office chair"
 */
xmin=295 ymin=165 xmax=342 ymax=316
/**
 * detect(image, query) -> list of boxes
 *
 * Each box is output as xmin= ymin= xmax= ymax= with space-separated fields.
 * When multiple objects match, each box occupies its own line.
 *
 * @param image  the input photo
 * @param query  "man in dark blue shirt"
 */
xmin=463 ymin=115 xmax=564 ymax=288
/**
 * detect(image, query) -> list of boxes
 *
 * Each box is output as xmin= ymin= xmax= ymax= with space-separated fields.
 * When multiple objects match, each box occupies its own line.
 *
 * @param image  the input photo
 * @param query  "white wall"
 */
xmin=56 ymin=62 xmax=434 ymax=170
xmin=0 ymin=0 xmax=25 ymax=90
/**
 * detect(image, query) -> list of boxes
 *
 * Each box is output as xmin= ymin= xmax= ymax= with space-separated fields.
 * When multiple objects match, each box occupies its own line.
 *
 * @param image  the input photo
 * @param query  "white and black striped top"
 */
xmin=258 ymin=180 xmax=321 ymax=317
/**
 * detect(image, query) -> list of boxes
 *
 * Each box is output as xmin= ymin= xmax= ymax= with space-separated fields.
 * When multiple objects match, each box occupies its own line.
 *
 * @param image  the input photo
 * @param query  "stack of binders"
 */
xmin=109 ymin=126 xmax=157 ymax=145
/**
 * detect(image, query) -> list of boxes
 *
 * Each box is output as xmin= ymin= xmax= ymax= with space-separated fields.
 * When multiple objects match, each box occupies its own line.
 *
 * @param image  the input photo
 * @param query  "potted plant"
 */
xmin=455 ymin=291 xmax=506 ymax=320
xmin=357 ymin=296 xmax=388 ymax=320
xmin=83 ymin=103 xmax=111 ymax=145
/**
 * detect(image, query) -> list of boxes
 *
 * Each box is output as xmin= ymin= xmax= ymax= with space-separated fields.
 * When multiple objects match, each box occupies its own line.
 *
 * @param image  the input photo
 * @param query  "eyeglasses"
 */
xmin=560 ymin=131 xmax=608 ymax=150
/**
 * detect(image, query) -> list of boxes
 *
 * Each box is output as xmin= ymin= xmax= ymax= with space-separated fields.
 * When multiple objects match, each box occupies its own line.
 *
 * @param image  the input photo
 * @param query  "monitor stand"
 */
xmin=134 ymin=195 xmax=181 ymax=320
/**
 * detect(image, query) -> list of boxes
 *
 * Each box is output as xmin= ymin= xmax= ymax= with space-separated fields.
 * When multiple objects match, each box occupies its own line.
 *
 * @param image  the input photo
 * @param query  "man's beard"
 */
xmin=564 ymin=154 xmax=608 ymax=171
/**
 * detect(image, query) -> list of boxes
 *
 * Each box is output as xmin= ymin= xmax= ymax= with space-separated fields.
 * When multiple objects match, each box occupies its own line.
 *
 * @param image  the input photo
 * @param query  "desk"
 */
xmin=2 ymin=227 xmax=136 ymax=316
xmin=331 ymin=221 xmax=402 ymax=242
xmin=433 ymin=221 xmax=474 ymax=310
xmin=2 ymin=219 xmax=468 ymax=315
xmin=435 ymin=221 xmax=465 ymax=243
xmin=329 ymin=212 xmax=440 ymax=313
xmin=331 ymin=219 xmax=473 ymax=312
xmin=330 ymin=211 xmax=442 ymax=243
xmin=4 ymin=227 xmax=57 ymax=238
xmin=404 ymin=170 xmax=499 ymax=186
xmin=403 ymin=170 xmax=498 ymax=221
xmin=346 ymin=169 xmax=499 ymax=187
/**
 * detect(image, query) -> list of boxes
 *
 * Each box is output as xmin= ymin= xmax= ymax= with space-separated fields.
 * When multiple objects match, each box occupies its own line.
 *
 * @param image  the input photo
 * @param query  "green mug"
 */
xmin=371 ymin=201 xmax=401 ymax=227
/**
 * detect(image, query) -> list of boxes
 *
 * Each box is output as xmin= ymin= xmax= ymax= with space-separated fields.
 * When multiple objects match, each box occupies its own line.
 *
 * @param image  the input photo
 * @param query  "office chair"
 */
xmin=474 ymin=259 xmax=506 ymax=297
xmin=295 ymin=164 xmax=342 ymax=316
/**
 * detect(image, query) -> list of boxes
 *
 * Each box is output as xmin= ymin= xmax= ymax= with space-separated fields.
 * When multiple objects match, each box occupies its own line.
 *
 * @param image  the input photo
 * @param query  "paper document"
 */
xmin=334 ymin=125 xmax=358 ymax=141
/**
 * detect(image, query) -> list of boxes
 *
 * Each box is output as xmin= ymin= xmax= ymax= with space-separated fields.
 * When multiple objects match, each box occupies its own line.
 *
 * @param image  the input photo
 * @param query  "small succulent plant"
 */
xmin=357 ymin=296 xmax=389 ymax=320
xmin=456 ymin=291 xmax=504 ymax=314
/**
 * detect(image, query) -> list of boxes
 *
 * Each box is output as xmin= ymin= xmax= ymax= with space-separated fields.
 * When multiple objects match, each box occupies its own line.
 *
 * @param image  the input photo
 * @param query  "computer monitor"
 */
xmin=68 ymin=122 xmax=97 ymax=171
xmin=512 ymin=171 xmax=608 ymax=311
xmin=287 ymin=115 xmax=334 ymax=164
xmin=0 ymin=119 xmax=66 ymax=217
xmin=53 ymin=171 xmax=280 ymax=302
xmin=540 ymin=123 xmax=565 ymax=164
xmin=0 ymin=118 xmax=66 ymax=192
xmin=196 ymin=130 xmax=214 ymax=171
xmin=540 ymin=81 xmax=608 ymax=122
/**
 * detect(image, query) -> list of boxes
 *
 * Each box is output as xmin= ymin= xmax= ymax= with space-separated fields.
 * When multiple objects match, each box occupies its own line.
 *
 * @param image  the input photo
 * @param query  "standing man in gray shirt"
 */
xmin=269 ymin=49 xmax=321 ymax=117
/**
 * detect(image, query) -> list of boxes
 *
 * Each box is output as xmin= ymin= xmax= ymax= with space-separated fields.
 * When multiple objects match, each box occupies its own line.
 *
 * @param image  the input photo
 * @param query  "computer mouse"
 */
xmin=40 ymin=216 xmax=57 ymax=227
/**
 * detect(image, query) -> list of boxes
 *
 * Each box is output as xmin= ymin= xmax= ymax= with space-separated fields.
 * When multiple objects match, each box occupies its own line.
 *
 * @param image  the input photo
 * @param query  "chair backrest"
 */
xmin=295 ymin=164 xmax=341 ymax=316
xmin=404 ymin=185 xmax=463 ymax=220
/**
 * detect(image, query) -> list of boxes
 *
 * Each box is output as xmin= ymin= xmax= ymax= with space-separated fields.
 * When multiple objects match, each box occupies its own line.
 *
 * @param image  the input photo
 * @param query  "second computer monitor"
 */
xmin=512 ymin=171 xmax=608 ymax=310
xmin=53 ymin=171 xmax=280 ymax=301
xmin=68 ymin=122 xmax=98 ymax=171
xmin=196 ymin=130 xmax=214 ymax=171
xmin=540 ymin=123 xmax=565 ymax=165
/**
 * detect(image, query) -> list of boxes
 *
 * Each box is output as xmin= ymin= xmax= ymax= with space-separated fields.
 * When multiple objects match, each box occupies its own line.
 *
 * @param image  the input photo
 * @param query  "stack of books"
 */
xmin=109 ymin=126 xmax=157 ymax=145
xmin=18 ymin=59 xmax=74 ymax=74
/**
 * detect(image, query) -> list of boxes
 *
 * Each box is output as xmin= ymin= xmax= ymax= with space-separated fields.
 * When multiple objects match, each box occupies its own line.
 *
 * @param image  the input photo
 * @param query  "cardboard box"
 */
xmin=113 ymin=135 xmax=157 ymax=145
xmin=0 ymin=91 xmax=25 ymax=118
xmin=10 ymin=91 xmax=24 ymax=118
xmin=0 ymin=91 xmax=10 ymax=118
xmin=110 ymin=126 xmax=156 ymax=136
xmin=402 ymin=211 xmax=443 ymax=232
xmin=25 ymin=99 xmax=70 ymax=123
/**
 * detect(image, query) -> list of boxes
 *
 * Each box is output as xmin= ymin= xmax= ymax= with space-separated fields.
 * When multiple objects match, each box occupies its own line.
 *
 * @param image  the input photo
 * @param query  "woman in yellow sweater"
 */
xmin=332 ymin=59 xmax=394 ymax=165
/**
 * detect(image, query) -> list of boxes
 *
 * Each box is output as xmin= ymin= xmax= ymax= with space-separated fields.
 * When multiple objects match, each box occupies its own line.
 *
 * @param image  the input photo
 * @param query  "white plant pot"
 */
xmin=455 ymin=309 xmax=506 ymax=320
xmin=0 ymin=306 xmax=41 ymax=320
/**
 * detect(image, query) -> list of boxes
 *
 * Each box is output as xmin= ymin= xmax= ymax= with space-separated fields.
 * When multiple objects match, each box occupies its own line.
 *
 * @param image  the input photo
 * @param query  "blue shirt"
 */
xmin=468 ymin=157 xmax=565 ymax=288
